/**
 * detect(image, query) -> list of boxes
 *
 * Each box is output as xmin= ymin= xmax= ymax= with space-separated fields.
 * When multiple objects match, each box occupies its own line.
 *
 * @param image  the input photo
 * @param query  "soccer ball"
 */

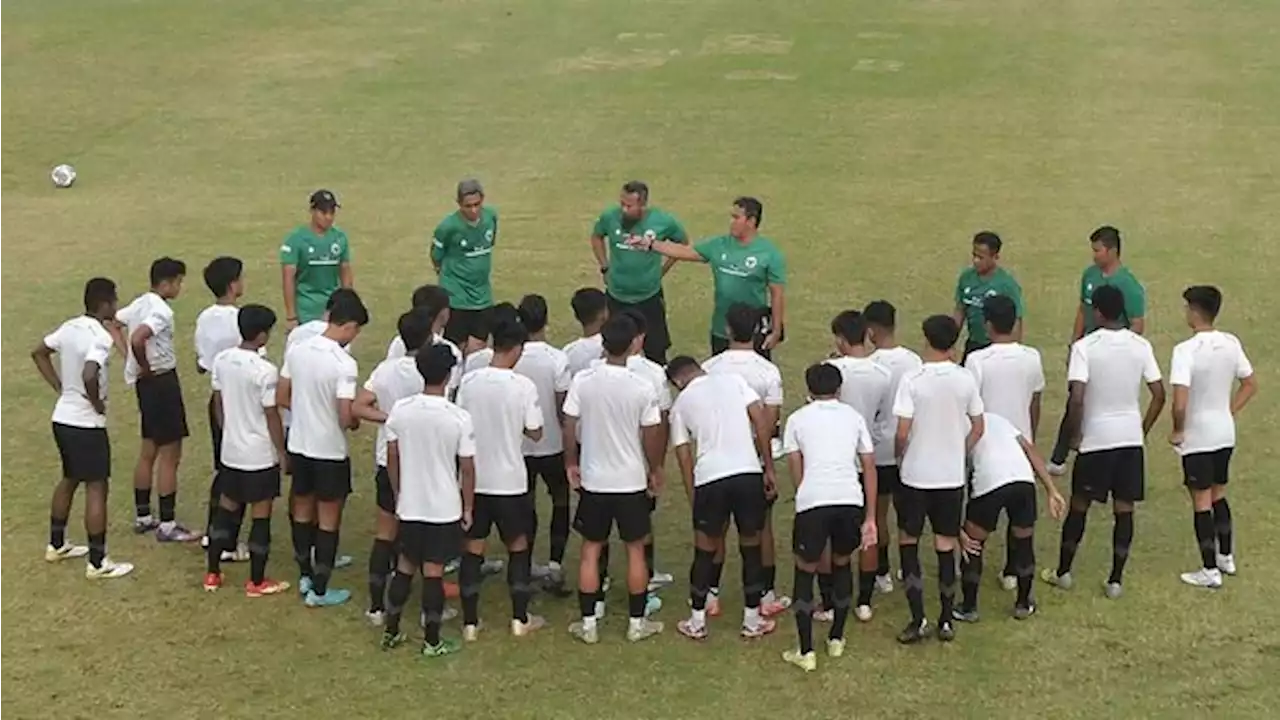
xmin=51 ymin=164 xmax=77 ymax=188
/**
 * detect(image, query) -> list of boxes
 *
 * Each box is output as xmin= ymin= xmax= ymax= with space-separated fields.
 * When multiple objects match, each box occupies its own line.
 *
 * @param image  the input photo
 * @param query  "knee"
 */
xmin=1070 ymin=495 xmax=1091 ymax=513
xmin=1012 ymin=526 xmax=1034 ymax=540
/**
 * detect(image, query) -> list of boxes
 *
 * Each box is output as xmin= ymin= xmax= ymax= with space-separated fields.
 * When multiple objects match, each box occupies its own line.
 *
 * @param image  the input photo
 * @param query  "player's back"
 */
xmin=514 ymin=341 xmax=571 ymax=455
xmin=964 ymin=342 xmax=1044 ymax=438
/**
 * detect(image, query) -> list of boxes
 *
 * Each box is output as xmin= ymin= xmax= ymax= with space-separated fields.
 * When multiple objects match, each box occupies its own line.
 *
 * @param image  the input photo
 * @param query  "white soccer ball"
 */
xmin=51 ymin=164 xmax=77 ymax=188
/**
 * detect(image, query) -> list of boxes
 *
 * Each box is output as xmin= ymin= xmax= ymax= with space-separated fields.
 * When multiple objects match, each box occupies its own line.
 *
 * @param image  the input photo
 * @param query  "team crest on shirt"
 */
xmin=744 ymin=256 xmax=758 ymax=269
xmin=461 ymin=239 xmax=469 ymax=248
xmin=484 ymin=229 xmax=494 ymax=242
xmin=307 ymin=246 xmax=315 ymax=254
xmin=330 ymin=243 xmax=341 ymax=256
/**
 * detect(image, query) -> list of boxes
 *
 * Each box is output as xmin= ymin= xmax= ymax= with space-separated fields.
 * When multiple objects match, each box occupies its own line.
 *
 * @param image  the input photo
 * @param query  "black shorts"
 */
xmin=442 ymin=307 xmax=492 ymax=347
xmin=135 ymin=371 xmax=189 ymax=445
xmin=289 ymin=454 xmax=352 ymax=501
xmin=221 ymin=466 xmax=282 ymax=505
xmin=792 ymin=504 xmax=864 ymax=563
xmin=961 ymin=339 xmax=991 ymax=364
xmin=875 ymin=465 xmax=900 ymax=496
xmin=525 ymin=453 xmax=570 ymax=501
xmin=709 ymin=308 xmax=784 ymax=360
xmin=692 ymin=473 xmax=767 ymax=537
xmin=607 ymin=291 xmax=671 ymax=365
xmin=966 ymin=482 xmax=1037 ymax=533
xmin=207 ymin=394 xmax=224 ymax=472
xmin=467 ymin=493 xmax=533 ymax=544
xmin=1072 ymin=446 xmax=1145 ymax=503
xmin=895 ymin=486 xmax=963 ymax=538
xmin=375 ymin=465 xmax=395 ymax=513
xmin=399 ymin=520 xmax=463 ymax=566
xmin=52 ymin=423 xmax=111 ymax=483
xmin=574 ymin=490 xmax=651 ymax=543
xmin=1182 ymin=448 xmax=1233 ymax=490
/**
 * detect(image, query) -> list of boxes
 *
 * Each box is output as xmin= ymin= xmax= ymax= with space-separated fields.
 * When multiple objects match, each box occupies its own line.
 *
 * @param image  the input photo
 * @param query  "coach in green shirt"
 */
xmin=280 ymin=189 xmax=353 ymax=328
xmin=633 ymin=196 xmax=787 ymax=358
xmin=952 ymin=231 xmax=1024 ymax=360
xmin=432 ymin=179 xmax=496 ymax=349
xmin=589 ymin=181 xmax=688 ymax=364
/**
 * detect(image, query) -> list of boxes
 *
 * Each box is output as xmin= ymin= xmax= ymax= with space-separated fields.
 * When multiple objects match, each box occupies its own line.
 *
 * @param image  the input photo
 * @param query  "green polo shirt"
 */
xmin=431 ymin=207 xmax=497 ymax=310
xmin=954 ymin=266 xmax=1024 ymax=345
xmin=593 ymin=206 xmax=687 ymax=304
xmin=279 ymin=225 xmax=350 ymax=323
xmin=1080 ymin=264 xmax=1145 ymax=332
xmin=693 ymin=234 xmax=787 ymax=339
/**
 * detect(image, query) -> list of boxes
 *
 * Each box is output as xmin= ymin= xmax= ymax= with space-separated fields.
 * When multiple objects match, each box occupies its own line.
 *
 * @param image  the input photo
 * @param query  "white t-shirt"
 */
xmin=824 ymin=356 xmax=893 ymax=463
xmin=389 ymin=333 xmax=464 ymax=395
xmin=969 ymin=413 xmax=1034 ymax=498
xmin=1067 ymin=329 xmax=1162 ymax=453
xmin=211 ymin=347 xmax=280 ymax=471
xmin=591 ymin=355 xmax=672 ymax=411
xmin=703 ymin=349 xmax=784 ymax=408
xmin=462 ymin=348 xmax=494 ymax=376
xmin=44 ymin=316 xmax=114 ymax=428
xmin=363 ymin=357 xmax=426 ymax=467
xmin=1170 ymin=330 xmax=1253 ymax=455
xmin=384 ymin=394 xmax=475 ymax=523
xmin=116 ymin=291 xmax=177 ymax=385
xmin=194 ymin=304 xmax=240 ymax=373
xmin=514 ymin=341 xmax=572 ymax=456
xmin=287 ymin=320 xmax=330 ymax=355
xmin=282 ymin=334 xmax=359 ymax=460
xmin=563 ymin=363 xmax=661 ymax=493
xmin=456 ymin=367 xmax=543 ymax=495
xmin=563 ymin=334 xmax=604 ymax=378
xmin=964 ymin=342 xmax=1045 ymax=440
xmin=870 ymin=345 xmax=924 ymax=466
xmin=668 ymin=374 xmax=763 ymax=487
xmin=783 ymin=399 xmax=874 ymax=512
xmin=894 ymin=361 xmax=984 ymax=490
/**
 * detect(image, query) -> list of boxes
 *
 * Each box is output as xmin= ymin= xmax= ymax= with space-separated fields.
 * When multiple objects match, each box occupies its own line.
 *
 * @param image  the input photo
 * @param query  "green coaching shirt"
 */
xmin=431 ymin=207 xmax=497 ymax=310
xmin=955 ymin=266 xmax=1024 ymax=345
xmin=1080 ymin=265 xmax=1145 ymax=333
xmin=280 ymin=225 xmax=351 ymax=323
xmin=594 ymin=206 xmax=687 ymax=304
xmin=694 ymin=234 xmax=786 ymax=339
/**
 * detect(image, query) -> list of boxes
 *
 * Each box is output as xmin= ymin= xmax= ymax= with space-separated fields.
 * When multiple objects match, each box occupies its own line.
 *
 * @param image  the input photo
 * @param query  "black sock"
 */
xmin=710 ymin=559 xmax=725 ymax=592
xmin=830 ymin=564 xmax=853 ymax=641
xmin=1002 ymin=524 xmax=1016 ymax=577
xmin=960 ymin=548 xmax=983 ymax=611
xmin=312 ymin=529 xmax=339 ymax=595
xmin=460 ymin=552 xmax=484 ymax=626
xmin=937 ymin=550 xmax=957 ymax=625
xmin=134 ymin=488 xmax=151 ymax=519
xmin=291 ymin=520 xmax=315 ymax=579
xmin=386 ymin=570 xmax=412 ymax=635
xmin=1212 ymin=498 xmax=1233 ymax=555
xmin=206 ymin=506 xmax=233 ymax=574
xmin=1013 ymin=535 xmax=1035 ymax=607
xmin=422 ymin=576 xmax=445 ymax=645
xmin=628 ymin=591 xmax=646 ymax=619
xmin=550 ymin=503 xmax=570 ymax=564
xmin=741 ymin=545 xmax=763 ymax=609
xmin=876 ymin=544 xmax=890 ymax=576
xmin=509 ymin=549 xmax=532 ymax=622
xmin=644 ymin=541 xmax=655 ymax=582
xmin=528 ymin=503 xmax=539 ymax=561
xmin=901 ymin=544 xmax=924 ymax=624
xmin=50 ymin=515 xmax=68 ymax=549
xmin=579 ymin=589 xmax=596 ymax=620
xmin=792 ymin=566 xmax=815 ymax=654
xmin=817 ymin=571 xmax=835 ymax=611
xmin=158 ymin=493 xmax=176 ymax=524
xmin=88 ymin=532 xmax=106 ymax=568
xmin=1050 ymin=413 xmax=1072 ymax=465
xmin=762 ymin=564 xmax=777 ymax=595
xmin=229 ymin=504 xmax=246 ymax=549
xmin=1193 ymin=510 xmax=1216 ymax=570
xmin=206 ymin=474 xmax=221 ymax=533
xmin=689 ymin=548 xmax=715 ymax=611
xmin=1109 ymin=512 xmax=1134 ymax=585
xmin=248 ymin=518 xmax=271 ymax=585
xmin=368 ymin=539 xmax=395 ymax=613
xmin=856 ymin=570 xmax=876 ymax=606
xmin=1057 ymin=508 xmax=1087 ymax=576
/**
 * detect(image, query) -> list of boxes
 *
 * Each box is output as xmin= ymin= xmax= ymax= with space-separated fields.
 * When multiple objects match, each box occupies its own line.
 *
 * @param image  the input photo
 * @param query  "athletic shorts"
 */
xmin=792 ymin=504 xmax=864 ymax=563
xmin=895 ymin=485 xmax=963 ymax=538
xmin=709 ymin=308 xmax=784 ymax=360
xmin=966 ymin=482 xmax=1037 ymax=533
xmin=289 ymin=454 xmax=352 ymax=501
xmin=399 ymin=520 xmax=463 ymax=566
xmin=607 ymin=291 xmax=671 ymax=365
xmin=442 ymin=307 xmax=492 ymax=347
xmin=467 ymin=493 xmax=533 ymax=543
xmin=692 ymin=473 xmax=767 ymax=537
xmin=221 ymin=466 xmax=282 ymax=505
xmin=1182 ymin=448 xmax=1233 ymax=491
xmin=375 ymin=465 xmax=395 ymax=513
xmin=52 ymin=422 xmax=110 ymax=483
xmin=574 ymin=490 xmax=651 ymax=543
xmin=1072 ymin=446 xmax=1144 ymax=503
xmin=525 ymin=453 xmax=570 ymax=500
xmin=207 ymin=394 xmax=224 ymax=472
xmin=874 ymin=465 xmax=900 ymax=496
xmin=134 ymin=371 xmax=189 ymax=445
xmin=961 ymin=339 xmax=991 ymax=365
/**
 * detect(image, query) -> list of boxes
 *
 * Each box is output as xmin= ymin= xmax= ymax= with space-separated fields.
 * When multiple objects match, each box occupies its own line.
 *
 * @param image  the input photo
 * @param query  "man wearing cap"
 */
xmin=432 ymin=179 xmax=497 ymax=351
xmin=280 ymin=190 xmax=354 ymax=331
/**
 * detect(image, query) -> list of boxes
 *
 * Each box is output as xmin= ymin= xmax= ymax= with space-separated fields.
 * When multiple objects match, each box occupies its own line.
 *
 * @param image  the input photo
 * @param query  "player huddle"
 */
xmin=33 ymin=183 xmax=1258 ymax=670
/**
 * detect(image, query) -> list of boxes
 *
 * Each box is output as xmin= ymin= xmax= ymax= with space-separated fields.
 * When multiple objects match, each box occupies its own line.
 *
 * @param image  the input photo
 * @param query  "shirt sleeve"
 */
xmin=667 ymin=217 xmax=689 ymax=244
xmin=1067 ymin=341 xmax=1089 ymax=383
xmin=1235 ymin=341 xmax=1254 ymax=379
xmin=384 ymin=409 xmax=401 ymax=443
xmin=656 ymin=377 xmax=674 ymax=412
xmin=1078 ymin=269 xmax=1091 ymax=306
xmin=1169 ymin=344 xmax=1192 ymax=387
xmin=892 ymin=375 xmax=915 ymax=419
xmin=738 ymin=376 xmax=761 ymax=407
xmin=142 ymin=305 xmax=172 ymax=335
xmin=430 ymin=220 xmax=449 ymax=263
xmin=259 ymin=364 xmax=280 ymax=408
xmin=965 ymin=376 xmax=985 ymax=416
xmin=279 ymin=233 xmax=300 ymax=266
xmin=554 ymin=355 xmax=572 ymax=393
xmin=694 ymin=237 xmax=718 ymax=262
xmin=457 ymin=412 xmax=477 ymax=458
xmin=1030 ymin=350 xmax=1046 ymax=392
xmin=639 ymin=388 xmax=661 ymax=428
xmin=782 ymin=414 xmax=801 ymax=455
xmin=764 ymin=367 xmax=784 ymax=406
xmin=43 ymin=326 xmax=63 ymax=352
xmin=209 ymin=358 xmax=223 ymax=392
xmin=562 ymin=376 xmax=581 ymax=418
xmin=523 ymin=381 xmax=544 ymax=431
xmin=1141 ymin=343 xmax=1162 ymax=383
xmin=1009 ymin=277 xmax=1025 ymax=318
xmin=964 ymin=353 xmax=982 ymax=385
xmin=280 ymin=348 xmax=293 ymax=380
xmin=336 ymin=357 xmax=358 ymax=400
xmin=85 ymin=332 xmax=112 ymax=366
xmin=1124 ymin=278 xmax=1147 ymax=320
xmin=767 ymin=248 xmax=787 ymax=285
xmin=591 ymin=211 xmax=609 ymax=238
xmin=338 ymin=232 xmax=351 ymax=262
xmin=953 ymin=273 xmax=965 ymax=306
xmin=855 ymin=417 xmax=875 ymax=454
xmin=668 ymin=404 xmax=690 ymax=448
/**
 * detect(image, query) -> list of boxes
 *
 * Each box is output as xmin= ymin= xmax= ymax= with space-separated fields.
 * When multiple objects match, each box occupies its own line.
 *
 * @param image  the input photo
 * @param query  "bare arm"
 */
xmin=1018 ymin=435 xmax=1065 ymax=519
xmin=353 ymin=387 xmax=388 ymax=424
xmin=554 ymin=391 xmax=567 ymax=427
xmin=563 ymin=417 xmax=580 ymax=469
xmin=589 ymin=234 xmax=609 ymax=273
xmin=339 ymin=262 xmax=354 ymax=289
xmin=1170 ymin=385 xmax=1188 ymax=434
xmin=648 ymin=239 xmax=704 ymax=262
xmin=1029 ymin=391 xmax=1042 ymax=442
xmin=894 ymin=417 xmax=912 ymax=462
xmin=1142 ymin=380 xmax=1166 ymax=436
xmin=764 ymin=284 xmax=786 ymax=349
xmin=211 ymin=390 xmax=225 ymax=433
xmin=82 ymin=360 xmax=106 ymax=415
xmin=1065 ymin=381 xmax=1086 ymax=447
xmin=674 ymin=444 xmax=696 ymax=500
xmin=338 ymin=398 xmax=358 ymax=431
xmin=1012 ymin=317 xmax=1024 ymax=342
xmin=107 ymin=321 xmax=129 ymax=359
xmin=524 ymin=425 xmax=544 ymax=442
xmin=281 ymin=265 xmax=299 ymax=324
xmin=951 ymin=305 xmax=965 ymax=330
xmin=859 ymin=454 xmax=878 ymax=518
xmin=786 ymin=450 xmax=804 ymax=492
xmin=387 ymin=441 xmax=401 ymax=497
xmin=1071 ymin=306 xmax=1086 ymax=343
xmin=265 ymin=406 xmax=287 ymax=464
xmin=31 ymin=343 xmax=61 ymax=393
xmin=1130 ymin=317 xmax=1146 ymax=336
xmin=276 ymin=377 xmax=292 ymax=410
xmin=747 ymin=402 xmax=774 ymax=465
xmin=642 ymin=424 xmax=666 ymax=475
xmin=1232 ymin=374 xmax=1258 ymax=416
xmin=459 ymin=456 xmax=477 ymax=521
xmin=130 ymin=326 xmax=154 ymax=377
xmin=965 ymin=414 xmax=985 ymax=454
xmin=661 ymin=257 xmax=679 ymax=276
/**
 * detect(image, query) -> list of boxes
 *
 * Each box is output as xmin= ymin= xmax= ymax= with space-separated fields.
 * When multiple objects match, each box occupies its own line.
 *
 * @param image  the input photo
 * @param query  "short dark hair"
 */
xmin=397 ymin=308 xmax=434 ymax=353
xmin=326 ymin=287 xmax=360 ymax=312
xmin=491 ymin=317 xmax=529 ymax=352
xmin=621 ymin=308 xmax=648 ymax=336
xmin=601 ymin=314 xmax=639 ymax=356
xmin=517 ymin=294 xmax=549 ymax=333
xmin=830 ymin=310 xmax=867 ymax=345
xmin=1092 ymin=285 xmax=1125 ymax=322
xmin=202 ymin=257 xmax=242 ymax=298
xmin=1183 ymin=285 xmax=1223 ymax=321
xmin=725 ymin=303 xmax=759 ymax=343
xmin=456 ymin=178 xmax=484 ymax=202
xmin=733 ymin=196 xmax=764 ymax=227
xmin=83 ymin=277 xmax=117 ymax=314
xmin=862 ymin=300 xmax=896 ymax=329
xmin=973 ymin=231 xmax=1002 ymax=254
xmin=328 ymin=289 xmax=369 ymax=326
xmin=411 ymin=285 xmax=450 ymax=325
xmin=922 ymin=315 xmax=961 ymax=352
xmin=571 ymin=288 xmax=608 ymax=327
xmin=665 ymin=355 xmax=701 ymax=384
xmin=477 ymin=302 xmax=519 ymax=341
xmin=237 ymin=304 xmax=277 ymax=342
xmin=417 ymin=343 xmax=458 ymax=386
xmin=805 ymin=363 xmax=842 ymax=397
xmin=982 ymin=295 xmax=1018 ymax=335
xmin=149 ymin=257 xmax=186 ymax=287
xmin=1090 ymin=225 xmax=1122 ymax=253
xmin=621 ymin=181 xmax=649 ymax=204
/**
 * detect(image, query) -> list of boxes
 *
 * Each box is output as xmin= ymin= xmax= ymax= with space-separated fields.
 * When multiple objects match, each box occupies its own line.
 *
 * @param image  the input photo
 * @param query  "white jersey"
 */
xmin=894 ymin=361 xmax=984 ymax=490
xmin=43 ymin=316 xmax=114 ymax=428
xmin=462 ymin=348 xmax=494 ymax=376
xmin=563 ymin=334 xmax=604 ymax=378
xmin=1068 ymin=329 xmax=1162 ymax=453
xmin=456 ymin=367 xmax=543 ymax=495
xmin=1170 ymin=330 xmax=1253 ymax=455
xmin=668 ymin=374 xmax=763 ymax=487
xmin=385 ymin=394 xmax=475 ymax=523
xmin=363 ymin=357 xmax=425 ymax=467
xmin=514 ymin=341 xmax=572 ymax=456
xmin=287 ymin=320 xmax=330 ymax=355
xmin=116 ymin=291 xmax=177 ymax=385
xmin=563 ymin=363 xmax=661 ymax=493
xmin=869 ymin=345 xmax=924 ymax=465
xmin=282 ymin=334 xmax=358 ymax=460
xmin=211 ymin=347 xmax=280 ymax=471
xmin=387 ymin=333 xmax=463 ymax=395
xmin=824 ymin=356 xmax=893 ymax=462
xmin=783 ymin=399 xmax=874 ymax=512
xmin=591 ymin=355 xmax=672 ymax=411
xmin=703 ymin=349 xmax=784 ymax=408
xmin=194 ymin=304 xmax=240 ymax=373
xmin=969 ymin=413 xmax=1034 ymax=498
xmin=964 ymin=342 xmax=1045 ymax=440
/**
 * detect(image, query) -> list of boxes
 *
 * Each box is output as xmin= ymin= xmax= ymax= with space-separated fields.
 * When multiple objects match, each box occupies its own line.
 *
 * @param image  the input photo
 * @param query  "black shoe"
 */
xmin=936 ymin=620 xmax=956 ymax=642
xmin=896 ymin=619 xmax=929 ymax=645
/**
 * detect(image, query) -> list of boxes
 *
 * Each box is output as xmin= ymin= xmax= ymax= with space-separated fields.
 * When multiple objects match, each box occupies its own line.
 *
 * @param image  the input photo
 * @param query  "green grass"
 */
xmin=5 ymin=0 xmax=1280 ymax=717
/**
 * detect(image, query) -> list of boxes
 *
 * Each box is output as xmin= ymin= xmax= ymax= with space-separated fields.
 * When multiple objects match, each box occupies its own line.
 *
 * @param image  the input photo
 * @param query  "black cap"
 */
xmin=309 ymin=189 xmax=340 ymax=210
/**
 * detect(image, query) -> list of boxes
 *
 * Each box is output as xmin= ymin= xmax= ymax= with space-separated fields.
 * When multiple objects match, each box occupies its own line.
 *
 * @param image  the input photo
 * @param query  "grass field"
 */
xmin=5 ymin=0 xmax=1280 ymax=717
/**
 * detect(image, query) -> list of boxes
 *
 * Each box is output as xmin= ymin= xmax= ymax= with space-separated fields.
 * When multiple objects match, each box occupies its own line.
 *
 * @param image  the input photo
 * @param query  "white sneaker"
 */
xmin=770 ymin=438 xmax=786 ymax=461
xmin=1046 ymin=462 xmax=1067 ymax=477
xmin=647 ymin=571 xmax=675 ymax=592
xmin=45 ymin=543 xmax=89 ymax=562
xmin=855 ymin=604 xmax=873 ymax=622
xmin=462 ymin=624 xmax=480 ymax=642
xmin=86 ymin=558 xmax=134 ymax=579
xmin=531 ymin=562 xmax=553 ymax=580
xmin=1103 ymin=582 xmax=1123 ymax=599
xmin=1217 ymin=553 xmax=1236 ymax=576
xmin=594 ymin=600 xmax=606 ymax=620
xmin=626 ymin=618 xmax=664 ymax=642
xmin=1180 ymin=568 xmax=1223 ymax=589
xmin=512 ymin=615 xmax=546 ymax=637
xmin=1000 ymin=575 xmax=1018 ymax=591
xmin=874 ymin=573 xmax=893 ymax=594
xmin=366 ymin=610 xmax=386 ymax=627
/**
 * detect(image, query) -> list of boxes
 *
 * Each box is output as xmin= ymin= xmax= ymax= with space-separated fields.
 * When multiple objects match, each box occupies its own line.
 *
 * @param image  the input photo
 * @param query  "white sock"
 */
xmin=160 ymin=520 xmax=176 ymax=532
xmin=762 ymin=589 xmax=776 ymax=604
xmin=629 ymin=616 xmax=644 ymax=631
xmin=690 ymin=609 xmax=707 ymax=627
xmin=744 ymin=606 xmax=761 ymax=629
xmin=582 ymin=615 xmax=597 ymax=632
xmin=548 ymin=560 xmax=561 ymax=572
